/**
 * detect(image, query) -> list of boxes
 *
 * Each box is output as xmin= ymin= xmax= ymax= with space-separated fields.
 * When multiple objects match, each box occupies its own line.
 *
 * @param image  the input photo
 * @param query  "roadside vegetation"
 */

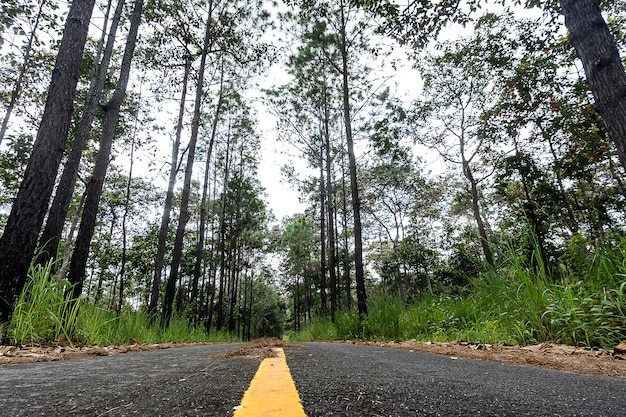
xmin=289 ymin=232 xmax=626 ymax=350
xmin=3 ymin=260 xmax=238 ymax=346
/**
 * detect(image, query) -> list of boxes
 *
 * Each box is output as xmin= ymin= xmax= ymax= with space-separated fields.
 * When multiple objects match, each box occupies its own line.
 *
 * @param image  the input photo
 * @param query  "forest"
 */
xmin=0 ymin=0 xmax=625 ymax=349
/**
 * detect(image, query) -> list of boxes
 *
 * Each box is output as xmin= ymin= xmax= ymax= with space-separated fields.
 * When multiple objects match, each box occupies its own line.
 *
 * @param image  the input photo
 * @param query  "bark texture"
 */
xmin=39 ymin=0 xmax=124 ymax=266
xmin=560 ymin=0 xmax=626 ymax=170
xmin=0 ymin=0 xmax=96 ymax=325
xmin=340 ymin=0 xmax=367 ymax=316
xmin=67 ymin=0 xmax=144 ymax=299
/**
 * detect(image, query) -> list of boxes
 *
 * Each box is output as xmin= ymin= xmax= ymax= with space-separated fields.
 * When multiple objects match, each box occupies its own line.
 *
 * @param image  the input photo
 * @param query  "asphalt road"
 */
xmin=1 ymin=342 xmax=625 ymax=416
xmin=288 ymin=342 xmax=626 ymax=416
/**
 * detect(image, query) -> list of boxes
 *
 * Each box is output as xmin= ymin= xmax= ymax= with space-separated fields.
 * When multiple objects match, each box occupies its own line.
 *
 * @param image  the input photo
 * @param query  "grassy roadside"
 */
xmin=289 ymin=238 xmax=626 ymax=349
xmin=1 ymin=261 xmax=237 ymax=347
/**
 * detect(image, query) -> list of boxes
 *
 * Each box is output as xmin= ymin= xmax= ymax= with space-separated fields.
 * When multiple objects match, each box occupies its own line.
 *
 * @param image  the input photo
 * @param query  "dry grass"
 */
xmin=338 ymin=340 xmax=626 ymax=378
xmin=214 ymin=338 xmax=302 ymax=360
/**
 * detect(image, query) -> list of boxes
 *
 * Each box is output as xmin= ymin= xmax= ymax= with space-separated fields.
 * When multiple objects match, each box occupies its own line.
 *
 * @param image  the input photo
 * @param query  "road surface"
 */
xmin=0 ymin=342 xmax=624 ymax=416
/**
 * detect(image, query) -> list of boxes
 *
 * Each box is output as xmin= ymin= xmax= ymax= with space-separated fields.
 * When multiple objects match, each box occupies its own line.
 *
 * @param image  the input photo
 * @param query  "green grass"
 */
xmin=294 ymin=234 xmax=626 ymax=349
xmin=4 ymin=260 xmax=239 ymax=346
xmin=5 ymin=260 xmax=81 ymax=346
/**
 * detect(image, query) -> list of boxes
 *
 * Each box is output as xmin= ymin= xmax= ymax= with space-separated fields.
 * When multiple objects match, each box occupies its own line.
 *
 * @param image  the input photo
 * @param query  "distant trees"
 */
xmin=270 ymin=0 xmax=375 ymax=318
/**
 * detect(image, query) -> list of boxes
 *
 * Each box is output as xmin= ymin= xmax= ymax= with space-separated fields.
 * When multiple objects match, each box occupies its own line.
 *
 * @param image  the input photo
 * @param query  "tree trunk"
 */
xmin=39 ymin=0 xmax=124 ymax=266
xmin=246 ymin=273 xmax=253 ymax=340
xmin=117 ymin=94 xmax=140 ymax=313
xmin=0 ymin=0 xmax=47 ymax=145
xmin=228 ymin=244 xmax=241 ymax=333
xmin=323 ymin=87 xmax=337 ymax=318
xmin=544 ymin=131 xmax=579 ymax=235
xmin=339 ymin=0 xmax=367 ymax=316
xmin=216 ymin=130 xmax=232 ymax=331
xmin=461 ymin=158 xmax=494 ymax=266
xmin=205 ymin=162 xmax=220 ymax=334
xmin=341 ymin=155 xmax=351 ymax=308
xmin=192 ymin=69 xmax=223 ymax=324
xmin=54 ymin=189 xmax=86 ymax=283
xmin=162 ymin=4 xmax=214 ymax=327
xmin=67 ymin=0 xmax=144 ymax=300
xmin=0 ymin=0 xmax=97 ymax=325
xmin=148 ymin=53 xmax=191 ymax=317
xmin=319 ymin=142 xmax=327 ymax=315
xmin=559 ymin=0 xmax=626 ymax=171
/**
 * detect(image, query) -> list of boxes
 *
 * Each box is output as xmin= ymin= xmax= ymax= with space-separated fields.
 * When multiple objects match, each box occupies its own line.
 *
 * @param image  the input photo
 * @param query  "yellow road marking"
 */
xmin=233 ymin=347 xmax=307 ymax=417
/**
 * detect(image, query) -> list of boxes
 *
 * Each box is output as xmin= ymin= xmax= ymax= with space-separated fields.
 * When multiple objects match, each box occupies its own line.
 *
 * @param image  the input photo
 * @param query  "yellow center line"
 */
xmin=233 ymin=347 xmax=307 ymax=417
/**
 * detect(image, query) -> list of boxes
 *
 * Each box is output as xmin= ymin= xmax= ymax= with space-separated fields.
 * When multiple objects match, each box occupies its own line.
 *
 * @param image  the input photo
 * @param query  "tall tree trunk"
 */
xmin=295 ymin=276 xmax=300 ymax=331
xmin=54 ymin=189 xmax=86 ymax=283
xmin=117 ymin=91 xmax=140 ymax=314
xmin=192 ymin=68 xmax=223 ymax=324
xmin=67 ymin=0 xmax=144 ymax=300
xmin=461 ymin=157 xmax=494 ymax=266
xmin=319 ymin=142 xmax=327 ymax=315
xmin=339 ymin=0 xmax=367 ymax=316
xmin=341 ymin=155 xmax=351 ymax=308
xmin=559 ymin=0 xmax=626 ymax=171
xmin=0 ymin=0 xmax=47 ymax=145
xmin=0 ymin=0 xmax=97 ymax=325
xmin=148 ymin=53 xmax=191 ymax=316
xmin=544 ymin=131 xmax=579 ymax=235
xmin=457 ymin=108 xmax=494 ymax=266
xmin=162 ymin=4 xmax=214 ymax=327
xmin=246 ymin=272 xmax=253 ymax=340
xmin=216 ymin=129 xmax=232 ymax=331
xmin=228 ymin=243 xmax=241 ymax=333
xmin=323 ymin=87 xmax=337 ymax=318
xmin=205 ymin=162 xmax=220 ymax=334
xmin=39 ymin=0 xmax=124 ymax=266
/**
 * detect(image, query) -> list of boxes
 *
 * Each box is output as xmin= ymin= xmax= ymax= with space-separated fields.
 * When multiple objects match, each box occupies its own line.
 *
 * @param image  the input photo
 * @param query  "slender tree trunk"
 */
xmin=323 ymin=90 xmax=338 ymax=318
xmin=461 ymin=158 xmax=494 ymax=266
xmin=162 ymin=4 xmax=214 ymax=327
xmin=334 ymin=189 xmax=341 ymax=303
xmin=457 ymin=110 xmax=494 ymax=266
xmin=559 ymin=0 xmax=626 ymax=171
xmin=216 ymin=131 xmax=232 ymax=331
xmin=148 ymin=54 xmax=191 ymax=316
xmin=117 ymin=94 xmax=139 ymax=314
xmin=545 ymin=132 xmax=579 ymax=235
xmin=339 ymin=0 xmax=367 ymax=316
xmin=205 ymin=162 xmax=220 ymax=334
xmin=319 ymin=142 xmax=327 ymax=315
xmin=0 ymin=0 xmax=97 ymax=325
xmin=192 ymin=68 xmax=223 ymax=324
xmin=246 ymin=273 xmax=253 ymax=340
xmin=295 ymin=277 xmax=300 ymax=331
xmin=341 ymin=156 xmax=351 ymax=308
xmin=39 ymin=0 xmax=124 ymax=266
xmin=54 ymin=189 xmax=86 ymax=283
xmin=67 ymin=0 xmax=144 ymax=300
xmin=228 ymin=244 xmax=241 ymax=333
xmin=0 ymin=0 xmax=47 ymax=145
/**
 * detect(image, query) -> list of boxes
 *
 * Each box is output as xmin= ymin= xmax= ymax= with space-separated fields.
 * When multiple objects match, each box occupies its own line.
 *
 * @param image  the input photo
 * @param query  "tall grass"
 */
xmin=5 ymin=260 xmax=81 ymax=346
xmin=5 ymin=260 xmax=238 ymax=346
xmin=294 ymin=233 xmax=626 ymax=349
